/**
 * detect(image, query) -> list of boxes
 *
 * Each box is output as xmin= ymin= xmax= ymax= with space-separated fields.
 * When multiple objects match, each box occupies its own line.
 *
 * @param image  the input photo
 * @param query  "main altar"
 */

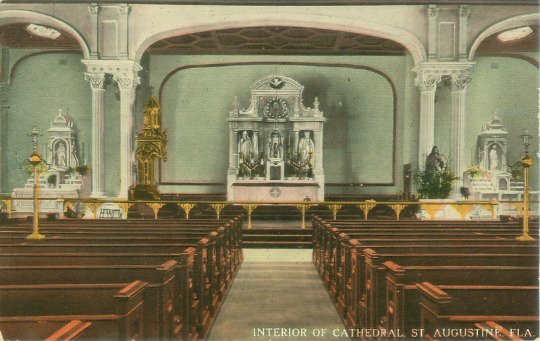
xmin=227 ymin=76 xmax=326 ymax=202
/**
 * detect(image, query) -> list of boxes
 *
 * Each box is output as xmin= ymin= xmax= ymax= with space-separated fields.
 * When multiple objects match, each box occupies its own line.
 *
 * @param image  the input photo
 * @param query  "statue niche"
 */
xmin=227 ymin=75 xmax=326 ymax=202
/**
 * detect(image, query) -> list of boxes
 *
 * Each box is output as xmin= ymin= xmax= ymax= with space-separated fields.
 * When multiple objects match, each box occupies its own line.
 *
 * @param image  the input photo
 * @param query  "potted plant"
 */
xmin=413 ymin=165 xmax=459 ymax=199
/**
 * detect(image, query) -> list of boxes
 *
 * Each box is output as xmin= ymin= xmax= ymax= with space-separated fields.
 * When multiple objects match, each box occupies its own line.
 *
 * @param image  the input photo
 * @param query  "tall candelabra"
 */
xmin=516 ymin=129 xmax=535 ymax=242
xmin=26 ymin=127 xmax=45 ymax=240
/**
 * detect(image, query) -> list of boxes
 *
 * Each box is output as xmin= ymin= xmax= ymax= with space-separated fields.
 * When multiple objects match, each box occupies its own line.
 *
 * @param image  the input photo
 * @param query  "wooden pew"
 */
xmin=0 ymin=215 xmax=245 ymax=339
xmin=383 ymin=262 xmax=539 ymax=336
xmin=0 ymin=320 xmax=92 ymax=341
xmin=0 ymin=281 xmax=146 ymax=341
xmin=361 ymin=249 xmax=538 ymax=331
xmin=0 ymin=261 xmax=183 ymax=340
xmin=418 ymin=282 xmax=539 ymax=340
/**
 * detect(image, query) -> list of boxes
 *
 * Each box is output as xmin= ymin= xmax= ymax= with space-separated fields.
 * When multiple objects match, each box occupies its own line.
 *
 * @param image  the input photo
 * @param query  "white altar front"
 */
xmin=227 ymin=76 xmax=326 ymax=202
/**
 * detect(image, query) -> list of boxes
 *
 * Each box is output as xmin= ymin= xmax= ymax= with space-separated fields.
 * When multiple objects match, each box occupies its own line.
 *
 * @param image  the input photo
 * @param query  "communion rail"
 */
xmin=0 ymin=198 xmax=537 ymax=229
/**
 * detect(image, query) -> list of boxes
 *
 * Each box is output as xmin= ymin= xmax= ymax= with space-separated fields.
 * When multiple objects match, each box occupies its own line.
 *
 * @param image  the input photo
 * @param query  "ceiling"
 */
xmin=475 ymin=25 xmax=538 ymax=55
xmin=0 ymin=23 xmax=537 ymax=59
xmin=0 ymin=24 xmax=79 ymax=50
xmin=147 ymin=26 xmax=407 ymax=55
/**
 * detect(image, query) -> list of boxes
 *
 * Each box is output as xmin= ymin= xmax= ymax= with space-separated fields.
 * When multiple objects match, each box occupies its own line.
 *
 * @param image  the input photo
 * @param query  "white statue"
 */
xmin=56 ymin=142 xmax=67 ymax=168
xmin=489 ymin=144 xmax=499 ymax=170
xmin=268 ymin=130 xmax=282 ymax=160
xmin=297 ymin=131 xmax=314 ymax=163
xmin=239 ymin=131 xmax=254 ymax=163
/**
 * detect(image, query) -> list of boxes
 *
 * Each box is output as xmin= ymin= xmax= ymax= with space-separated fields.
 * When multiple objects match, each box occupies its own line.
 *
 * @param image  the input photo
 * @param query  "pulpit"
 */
xmin=227 ymin=75 xmax=326 ymax=202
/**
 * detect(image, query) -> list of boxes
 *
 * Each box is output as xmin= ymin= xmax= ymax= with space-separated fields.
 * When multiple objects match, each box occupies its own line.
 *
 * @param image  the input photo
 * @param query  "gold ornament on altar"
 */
xmin=130 ymin=96 xmax=167 ymax=200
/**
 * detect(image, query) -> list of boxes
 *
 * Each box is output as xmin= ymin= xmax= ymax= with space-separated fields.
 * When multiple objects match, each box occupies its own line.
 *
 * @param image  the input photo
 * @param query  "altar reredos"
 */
xmin=228 ymin=75 xmax=324 ymax=121
xmin=227 ymin=75 xmax=326 ymax=202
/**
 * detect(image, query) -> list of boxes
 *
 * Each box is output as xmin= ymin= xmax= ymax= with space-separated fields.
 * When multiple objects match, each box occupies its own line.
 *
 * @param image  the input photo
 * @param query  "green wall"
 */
xmin=466 ymin=57 xmax=539 ymax=189
xmin=151 ymin=54 xmax=407 ymax=195
xmin=6 ymin=52 xmax=535 ymax=198
xmin=6 ymin=52 xmax=124 ymax=196
xmin=7 ymin=52 xmax=91 ymax=192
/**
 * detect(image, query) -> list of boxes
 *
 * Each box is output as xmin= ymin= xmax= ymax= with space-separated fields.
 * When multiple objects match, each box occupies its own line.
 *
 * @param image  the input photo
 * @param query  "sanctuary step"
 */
xmin=242 ymin=228 xmax=313 ymax=248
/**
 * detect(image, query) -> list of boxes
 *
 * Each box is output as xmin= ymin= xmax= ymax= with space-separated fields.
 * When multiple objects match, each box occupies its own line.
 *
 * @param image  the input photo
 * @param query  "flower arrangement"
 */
xmin=465 ymin=165 xmax=489 ymax=179
xmin=413 ymin=165 xmax=459 ymax=199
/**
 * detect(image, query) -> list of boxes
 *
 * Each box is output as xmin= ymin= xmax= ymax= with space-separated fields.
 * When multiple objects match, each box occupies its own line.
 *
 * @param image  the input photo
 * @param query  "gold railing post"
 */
xmin=361 ymin=200 xmax=377 ymax=221
xmin=517 ymin=154 xmax=535 ymax=242
xmin=211 ymin=204 xmax=226 ymax=220
xmin=149 ymin=203 xmax=164 ymax=220
xmin=297 ymin=204 xmax=308 ymax=229
xmin=329 ymin=204 xmax=341 ymax=221
xmin=27 ymin=157 xmax=45 ymax=240
xmin=242 ymin=204 xmax=257 ymax=229
xmin=390 ymin=204 xmax=407 ymax=221
xmin=180 ymin=203 xmax=195 ymax=220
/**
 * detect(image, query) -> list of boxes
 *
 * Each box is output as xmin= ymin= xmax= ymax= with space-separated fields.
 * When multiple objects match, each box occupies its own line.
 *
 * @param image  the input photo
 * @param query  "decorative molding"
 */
xmin=414 ymin=72 xmax=441 ymax=91
xmin=88 ymin=4 xmax=100 ymax=15
xmin=414 ymin=61 xmax=475 ymax=91
xmin=84 ymin=72 xmax=105 ymax=89
xmin=118 ymin=4 xmax=130 ymax=15
xmin=428 ymin=5 xmax=439 ymax=18
xmin=460 ymin=5 xmax=470 ymax=18
xmin=114 ymin=73 xmax=140 ymax=89
xmin=451 ymin=72 xmax=472 ymax=91
xmin=82 ymin=59 xmax=142 ymax=75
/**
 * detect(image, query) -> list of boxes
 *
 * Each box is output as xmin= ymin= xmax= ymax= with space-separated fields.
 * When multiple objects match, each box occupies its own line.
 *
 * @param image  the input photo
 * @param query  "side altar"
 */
xmin=227 ymin=76 xmax=326 ymax=202
xmin=11 ymin=110 xmax=90 ymax=217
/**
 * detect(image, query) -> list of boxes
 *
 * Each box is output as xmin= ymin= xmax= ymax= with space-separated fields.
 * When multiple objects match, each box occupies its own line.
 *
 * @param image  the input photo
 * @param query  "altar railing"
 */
xmin=1 ymin=197 xmax=538 ymax=229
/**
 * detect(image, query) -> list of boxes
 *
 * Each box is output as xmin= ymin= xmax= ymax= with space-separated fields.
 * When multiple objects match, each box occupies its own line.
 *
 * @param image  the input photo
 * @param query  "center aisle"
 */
xmin=208 ymin=249 xmax=346 ymax=341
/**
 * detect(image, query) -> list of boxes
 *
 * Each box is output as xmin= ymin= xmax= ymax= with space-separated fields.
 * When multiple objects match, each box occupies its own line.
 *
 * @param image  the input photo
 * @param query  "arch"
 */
xmin=158 ymin=61 xmax=399 ymax=187
xmin=133 ymin=14 xmax=426 ymax=64
xmin=0 ymin=10 xmax=90 ymax=59
xmin=10 ymin=51 xmax=83 ymax=83
xmin=469 ymin=13 xmax=539 ymax=61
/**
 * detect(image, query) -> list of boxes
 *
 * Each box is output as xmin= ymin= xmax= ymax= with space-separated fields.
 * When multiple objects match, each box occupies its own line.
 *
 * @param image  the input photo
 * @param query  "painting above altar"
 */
xmin=227 ymin=75 xmax=326 ymax=202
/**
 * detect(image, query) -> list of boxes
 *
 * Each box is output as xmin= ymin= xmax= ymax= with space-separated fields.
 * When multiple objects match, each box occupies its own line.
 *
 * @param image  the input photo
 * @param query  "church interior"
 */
xmin=0 ymin=0 xmax=538 ymax=340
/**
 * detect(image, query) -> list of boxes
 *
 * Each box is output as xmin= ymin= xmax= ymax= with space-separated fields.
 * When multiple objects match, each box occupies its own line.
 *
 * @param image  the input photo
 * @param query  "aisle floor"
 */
xmin=207 ymin=249 xmax=346 ymax=341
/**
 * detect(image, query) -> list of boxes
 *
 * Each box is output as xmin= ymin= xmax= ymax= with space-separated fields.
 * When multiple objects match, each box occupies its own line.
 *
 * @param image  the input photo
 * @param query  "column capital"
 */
xmin=84 ymin=72 xmax=105 ymax=90
xmin=118 ymin=4 xmax=130 ymax=15
xmin=460 ymin=5 xmax=471 ymax=18
xmin=113 ymin=73 xmax=140 ymax=90
xmin=88 ymin=3 xmax=100 ymax=15
xmin=414 ymin=61 xmax=475 ymax=91
xmin=451 ymin=72 xmax=472 ymax=91
xmin=427 ymin=5 xmax=439 ymax=18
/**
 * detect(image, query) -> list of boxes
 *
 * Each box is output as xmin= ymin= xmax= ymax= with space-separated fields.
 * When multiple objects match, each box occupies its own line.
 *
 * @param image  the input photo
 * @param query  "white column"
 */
xmin=113 ymin=67 xmax=140 ymax=199
xmin=229 ymin=130 xmax=237 ymax=169
xmin=293 ymin=130 xmax=299 ymax=155
xmin=84 ymin=72 xmax=106 ymax=197
xmin=451 ymin=73 xmax=471 ymax=190
xmin=313 ymin=129 xmax=324 ymax=201
xmin=253 ymin=131 xmax=259 ymax=158
xmin=415 ymin=70 xmax=441 ymax=168
xmin=313 ymin=130 xmax=323 ymax=173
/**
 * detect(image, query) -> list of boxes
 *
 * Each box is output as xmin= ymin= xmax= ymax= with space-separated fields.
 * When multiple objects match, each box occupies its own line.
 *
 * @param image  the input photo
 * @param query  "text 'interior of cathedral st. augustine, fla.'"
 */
xmin=0 ymin=0 xmax=538 ymax=340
